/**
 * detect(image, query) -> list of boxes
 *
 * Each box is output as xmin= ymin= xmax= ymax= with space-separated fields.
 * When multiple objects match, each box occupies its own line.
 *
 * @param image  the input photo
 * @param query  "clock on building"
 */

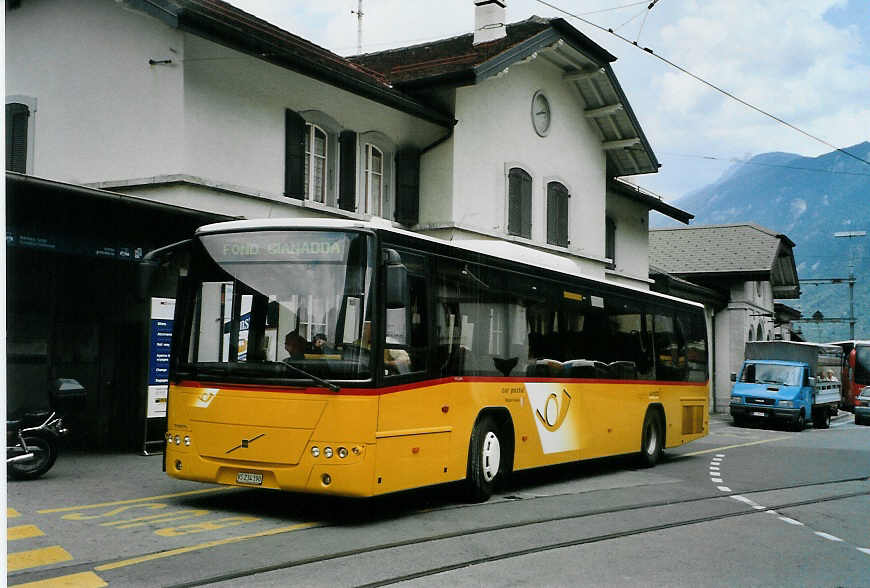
xmin=531 ymin=90 xmax=551 ymax=137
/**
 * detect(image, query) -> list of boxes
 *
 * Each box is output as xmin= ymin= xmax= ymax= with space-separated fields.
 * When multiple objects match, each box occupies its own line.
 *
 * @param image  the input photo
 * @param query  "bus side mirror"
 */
xmin=137 ymin=259 xmax=158 ymax=302
xmin=730 ymin=372 xmax=737 ymax=382
xmin=849 ymin=349 xmax=856 ymax=369
xmin=384 ymin=249 xmax=409 ymax=309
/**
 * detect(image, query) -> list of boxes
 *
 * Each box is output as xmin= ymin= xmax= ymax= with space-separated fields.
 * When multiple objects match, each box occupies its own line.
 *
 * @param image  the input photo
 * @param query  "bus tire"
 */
xmin=638 ymin=412 xmax=663 ymax=468
xmin=465 ymin=416 xmax=506 ymax=502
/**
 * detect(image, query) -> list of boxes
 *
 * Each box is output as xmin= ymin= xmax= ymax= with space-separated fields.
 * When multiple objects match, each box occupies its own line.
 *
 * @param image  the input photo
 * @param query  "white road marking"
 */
xmin=709 ymin=466 xmax=720 ymax=471
xmin=858 ymin=548 xmax=870 ymax=556
xmin=715 ymin=453 xmax=725 ymax=457
xmin=717 ymin=486 xmax=731 ymax=492
xmin=779 ymin=517 xmax=804 ymax=526
xmin=815 ymin=532 xmax=844 ymax=542
xmin=765 ymin=510 xmax=778 ymax=515
xmin=711 ymin=478 xmax=723 ymax=483
xmin=731 ymin=495 xmax=755 ymax=505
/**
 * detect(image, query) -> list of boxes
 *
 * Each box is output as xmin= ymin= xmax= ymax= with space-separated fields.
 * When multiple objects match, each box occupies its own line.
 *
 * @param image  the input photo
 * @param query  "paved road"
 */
xmin=7 ymin=414 xmax=870 ymax=587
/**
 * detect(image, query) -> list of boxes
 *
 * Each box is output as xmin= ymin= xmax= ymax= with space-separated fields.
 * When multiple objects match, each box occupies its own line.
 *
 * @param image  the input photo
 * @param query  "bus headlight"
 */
xmin=174 ymin=435 xmax=181 ymax=445
xmin=338 ymin=447 xmax=348 ymax=459
xmin=311 ymin=446 xmax=320 ymax=458
xmin=324 ymin=447 xmax=333 ymax=459
xmin=184 ymin=436 xmax=191 ymax=446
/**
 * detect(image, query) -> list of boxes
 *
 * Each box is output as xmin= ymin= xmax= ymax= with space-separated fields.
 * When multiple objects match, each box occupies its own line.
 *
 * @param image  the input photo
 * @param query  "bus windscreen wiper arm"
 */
xmin=278 ymin=362 xmax=341 ymax=393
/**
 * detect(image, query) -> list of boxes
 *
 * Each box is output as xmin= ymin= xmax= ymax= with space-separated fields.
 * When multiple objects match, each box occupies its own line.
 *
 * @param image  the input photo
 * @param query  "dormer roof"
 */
xmin=351 ymin=17 xmax=660 ymax=176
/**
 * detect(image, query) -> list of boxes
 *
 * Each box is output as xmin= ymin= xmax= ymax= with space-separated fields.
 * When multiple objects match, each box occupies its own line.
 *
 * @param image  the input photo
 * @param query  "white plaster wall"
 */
xmin=5 ymin=0 xmax=185 ymax=183
xmin=605 ymin=193 xmax=650 ymax=282
xmin=6 ymin=1 xmax=445 ymax=203
xmin=180 ymin=35 xmax=444 ymax=199
xmin=419 ymin=137 xmax=455 ymax=223
xmin=451 ymin=61 xmax=606 ymax=258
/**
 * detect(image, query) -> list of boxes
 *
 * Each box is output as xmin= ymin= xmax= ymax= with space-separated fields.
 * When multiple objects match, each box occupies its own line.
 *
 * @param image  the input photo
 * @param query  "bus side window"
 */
xmin=384 ymin=253 xmax=427 ymax=377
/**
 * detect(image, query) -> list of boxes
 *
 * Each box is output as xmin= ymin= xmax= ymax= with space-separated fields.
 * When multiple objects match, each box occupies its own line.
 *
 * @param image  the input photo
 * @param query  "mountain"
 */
xmin=651 ymin=142 xmax=870 ymax=341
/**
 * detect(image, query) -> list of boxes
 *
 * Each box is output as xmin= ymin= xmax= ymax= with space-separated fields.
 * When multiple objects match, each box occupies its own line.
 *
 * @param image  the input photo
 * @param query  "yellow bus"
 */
xmin=160 ymin=219 xmax=708 ymax=501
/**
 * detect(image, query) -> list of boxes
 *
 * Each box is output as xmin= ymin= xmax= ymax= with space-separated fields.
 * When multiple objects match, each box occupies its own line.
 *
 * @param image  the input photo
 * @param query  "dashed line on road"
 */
xmin=8 ymin=524 xmax=46 ymax=540
xmin=14 ymin=571 xmax=108 ymax=588
xmin=706 ymin=450 xmax=870 ymax=560
xmin=7 ymin=546 xmax=73 ymax=572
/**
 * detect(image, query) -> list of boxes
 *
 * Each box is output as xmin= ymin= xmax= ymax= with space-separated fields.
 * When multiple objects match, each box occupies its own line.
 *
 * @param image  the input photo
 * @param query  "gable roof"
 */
xmin=126 ymin=0 xmax=453 ymax=127
xmin=351 ymin=17 xmax=659 ymax=177
xmin=649 ymin=224 xmax=800 ymax=298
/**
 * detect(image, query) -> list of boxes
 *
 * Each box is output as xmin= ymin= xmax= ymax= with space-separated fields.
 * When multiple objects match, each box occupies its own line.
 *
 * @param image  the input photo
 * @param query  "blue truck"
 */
xmin=729 ymin=341 xmax=842 ymax=431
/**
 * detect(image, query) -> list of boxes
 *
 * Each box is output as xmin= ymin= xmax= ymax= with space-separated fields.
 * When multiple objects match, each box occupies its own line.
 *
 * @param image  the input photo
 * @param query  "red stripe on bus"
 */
xmin=174 ymin=377 xmax=708 ymax=396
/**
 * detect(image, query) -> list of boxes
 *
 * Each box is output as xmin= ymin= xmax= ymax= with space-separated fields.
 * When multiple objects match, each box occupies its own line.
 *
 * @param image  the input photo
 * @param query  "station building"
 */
xmin=6 ymin=0 xmax=693 ymax=450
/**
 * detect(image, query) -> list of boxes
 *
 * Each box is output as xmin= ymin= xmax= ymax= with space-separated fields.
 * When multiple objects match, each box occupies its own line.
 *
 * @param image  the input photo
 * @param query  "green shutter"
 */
xmin=6 ymin=103 xmax=29 ymax=173
xmin=339 ymin=130 xmax=357 ymax=211
xmin=508 ymin=168 xmax=531 ymax=238
xmin=284 ymin=109 xmax=306 ymax=199
xmin=395 ymin=147 xmax=420 ymax=226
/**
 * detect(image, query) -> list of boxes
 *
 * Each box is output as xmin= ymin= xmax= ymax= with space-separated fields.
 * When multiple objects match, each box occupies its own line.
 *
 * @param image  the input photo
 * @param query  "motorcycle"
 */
xmin=7 ymin=410 xmax=68 ymax=480
xmin=7 ymin=378 xmax=84 ymax=480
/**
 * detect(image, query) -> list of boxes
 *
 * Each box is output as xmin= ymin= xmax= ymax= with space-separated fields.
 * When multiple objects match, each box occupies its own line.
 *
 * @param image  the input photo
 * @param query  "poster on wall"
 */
xmin=146 ymin=297 xmax=175 ymax=418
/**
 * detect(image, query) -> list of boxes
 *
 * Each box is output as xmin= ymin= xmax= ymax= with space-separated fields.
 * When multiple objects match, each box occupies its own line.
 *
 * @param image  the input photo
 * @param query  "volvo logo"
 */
xmin=226 ymin=433 xmax=265 ymax=454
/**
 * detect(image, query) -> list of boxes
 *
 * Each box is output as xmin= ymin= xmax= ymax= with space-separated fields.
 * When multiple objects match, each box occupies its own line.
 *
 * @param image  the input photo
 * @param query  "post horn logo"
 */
xmin=535 ymin=389 xmax=572 ymax=432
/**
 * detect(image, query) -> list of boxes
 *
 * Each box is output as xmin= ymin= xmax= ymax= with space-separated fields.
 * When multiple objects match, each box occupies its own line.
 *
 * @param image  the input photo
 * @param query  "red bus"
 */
xmin=830 ymin=340 xmax=870 ymax=411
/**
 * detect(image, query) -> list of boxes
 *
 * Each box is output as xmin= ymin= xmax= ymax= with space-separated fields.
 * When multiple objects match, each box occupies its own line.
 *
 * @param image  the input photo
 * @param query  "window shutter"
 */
xmin=520 ymin=173 xmax=532 ymax=239
xmin=6 ymin=103 xmax=29 ymax=173
xmin=546 ymin=182 xmax=569 ymax=247
xmin=559 ymin=190 xmax=569 ymax=246
xmin=605 ymin=217 xmax=616 ymax=269
xmin=339 ymin=130 xmax=357 ymax=211
xmin=507 ymin=168 xmax=531 ymax=238
xmin=284 ymin=109 xmax=306 ymax=199
xmin=394 ymin=147 xmax=420 ymax=226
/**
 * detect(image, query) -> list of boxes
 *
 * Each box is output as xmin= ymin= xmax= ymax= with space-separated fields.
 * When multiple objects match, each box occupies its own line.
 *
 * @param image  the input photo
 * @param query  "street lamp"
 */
xmin=833 ymin=230 xmax=866 ymax=340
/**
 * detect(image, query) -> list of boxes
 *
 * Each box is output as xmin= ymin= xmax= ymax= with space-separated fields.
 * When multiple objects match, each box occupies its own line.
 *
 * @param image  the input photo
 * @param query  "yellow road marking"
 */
xmin=8 ymin=546 xmax=74 ymax=572
xmin=37 ymin=487 xmax=231 ymax=514
xmin=8 ymin=524 xmax=46 ymax=540
xmin=682 ymin=435 xmax=792 ymax=456
xmin=95 ymin=521 xmax=320 ymax=571
xmin=15 ymin=571 xmax=108 ymax=588
xmin=9 ymin=507 xmax=22 ymax=518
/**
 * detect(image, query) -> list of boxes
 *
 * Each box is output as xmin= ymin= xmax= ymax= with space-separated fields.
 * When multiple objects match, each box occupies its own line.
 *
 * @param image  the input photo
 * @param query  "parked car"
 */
xmin=855 ymin=387 xmax=870 ymax=426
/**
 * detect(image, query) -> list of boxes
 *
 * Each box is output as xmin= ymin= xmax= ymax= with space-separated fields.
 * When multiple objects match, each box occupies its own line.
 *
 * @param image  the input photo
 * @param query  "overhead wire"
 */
xmin=534 ymin=0 xmax=870 ymax=167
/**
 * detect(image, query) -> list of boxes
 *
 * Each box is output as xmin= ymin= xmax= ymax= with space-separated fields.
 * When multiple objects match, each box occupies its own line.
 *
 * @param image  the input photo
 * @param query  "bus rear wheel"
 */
xmin=465 ymin=416 xmax=506 ymax=502
xmin=638 ymin=412 xmax=663 ymax=468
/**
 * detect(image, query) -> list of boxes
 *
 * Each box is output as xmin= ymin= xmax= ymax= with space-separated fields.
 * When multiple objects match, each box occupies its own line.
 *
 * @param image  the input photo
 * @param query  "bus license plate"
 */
xmin=236 ymin=472 xmax=263 ymax=485
xmin=751 ymin=411 xmax=766 ymax=417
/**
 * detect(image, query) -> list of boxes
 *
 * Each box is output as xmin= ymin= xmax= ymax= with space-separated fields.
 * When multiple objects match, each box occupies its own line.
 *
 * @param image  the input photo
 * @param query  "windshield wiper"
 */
xmin=276 ymin=362 xmax=341 ymax=393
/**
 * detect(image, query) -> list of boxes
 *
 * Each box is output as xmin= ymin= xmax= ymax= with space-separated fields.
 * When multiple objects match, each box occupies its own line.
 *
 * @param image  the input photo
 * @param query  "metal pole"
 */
xmin=849 ymin=271 xmax=855 ymax=339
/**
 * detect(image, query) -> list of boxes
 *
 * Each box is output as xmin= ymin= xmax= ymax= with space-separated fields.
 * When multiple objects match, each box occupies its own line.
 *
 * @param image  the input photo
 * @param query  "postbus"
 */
xmin=829 ymin=340 xmax=870 ymax=412
xmin=160 ymin=219 xmax=709 ymax=500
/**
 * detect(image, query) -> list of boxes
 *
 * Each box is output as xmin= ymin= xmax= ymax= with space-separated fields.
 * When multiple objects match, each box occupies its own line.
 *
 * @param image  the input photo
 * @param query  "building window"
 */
xmin=364 ymin=144 xmax=384 ymax=216
xmin=6 ymin=102 xmax=30 ymax=173
xmin=605 ymin=217 xmax=616 ymax=270
xmin=304 ymin=124 xmax=328 ymax=203
xmin=507 ymin=167 xmax=532 ymax=238
xmin=546 ymin=181 xmax=570 ymax=247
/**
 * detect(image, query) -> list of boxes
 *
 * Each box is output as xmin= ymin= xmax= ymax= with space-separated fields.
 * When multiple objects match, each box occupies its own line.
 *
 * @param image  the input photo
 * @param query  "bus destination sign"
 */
xmin=203 ymin=231 xmax=350 ymax=263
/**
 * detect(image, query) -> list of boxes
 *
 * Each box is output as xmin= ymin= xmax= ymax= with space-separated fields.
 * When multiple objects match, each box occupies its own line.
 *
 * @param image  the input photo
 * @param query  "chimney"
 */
xmin=474 ymin=0 xmax=507 ymax=45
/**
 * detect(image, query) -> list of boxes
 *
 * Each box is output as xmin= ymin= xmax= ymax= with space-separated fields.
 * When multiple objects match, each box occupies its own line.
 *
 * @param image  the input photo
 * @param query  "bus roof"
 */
xmin=195 ymin=217 xmax=705 ymax=310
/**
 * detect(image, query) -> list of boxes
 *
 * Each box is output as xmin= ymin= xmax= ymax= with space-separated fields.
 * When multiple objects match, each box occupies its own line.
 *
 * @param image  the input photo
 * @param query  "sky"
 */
xmin=229 ymin=0 xmax=870 ymax=202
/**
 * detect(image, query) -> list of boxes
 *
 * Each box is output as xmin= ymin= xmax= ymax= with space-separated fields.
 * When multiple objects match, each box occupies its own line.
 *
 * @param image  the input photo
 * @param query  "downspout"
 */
xmin=421 ymin=119 xmax=457 ymax=155
xmin=710 ymin=308 xmax=716 ymax=413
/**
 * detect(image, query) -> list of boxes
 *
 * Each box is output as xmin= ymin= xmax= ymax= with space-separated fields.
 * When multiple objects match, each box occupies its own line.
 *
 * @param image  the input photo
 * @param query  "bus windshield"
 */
xmin=856 ymin=345 xmax=870 ymax=385
xmin=178 ymin=230 xmax=375 ymax=382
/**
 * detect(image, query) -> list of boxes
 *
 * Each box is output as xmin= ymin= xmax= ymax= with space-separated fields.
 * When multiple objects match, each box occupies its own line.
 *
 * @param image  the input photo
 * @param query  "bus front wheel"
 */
xmin=638 ymin=412 xmax=663 ymax=468
xmin=465 ymin=416 xmax=506 ymax=502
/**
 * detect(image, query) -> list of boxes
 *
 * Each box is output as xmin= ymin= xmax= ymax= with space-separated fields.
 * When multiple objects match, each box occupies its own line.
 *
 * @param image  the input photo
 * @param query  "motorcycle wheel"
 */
xmin=8 ymin=435 xmax=58 ymax=480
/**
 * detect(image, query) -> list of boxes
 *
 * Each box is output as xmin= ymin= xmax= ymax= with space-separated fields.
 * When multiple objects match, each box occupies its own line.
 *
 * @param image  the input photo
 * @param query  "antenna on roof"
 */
xmin=351 ymin=0 xmax=364 ymax=54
